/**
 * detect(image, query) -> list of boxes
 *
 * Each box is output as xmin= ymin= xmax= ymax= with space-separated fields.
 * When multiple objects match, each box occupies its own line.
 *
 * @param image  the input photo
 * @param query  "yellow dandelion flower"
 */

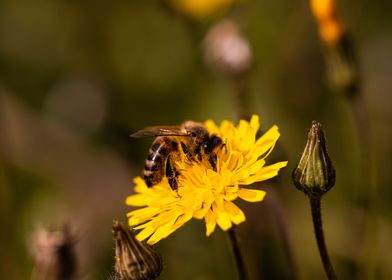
xmin=126 ymin=115 xmax=287 ymax=244
xmin=167 ymin=0 xmax=237 ymax=21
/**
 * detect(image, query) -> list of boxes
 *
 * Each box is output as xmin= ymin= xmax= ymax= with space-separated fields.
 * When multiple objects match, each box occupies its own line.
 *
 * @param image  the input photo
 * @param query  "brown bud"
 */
xmin=29 ymin=225 xmax=76 ymax=280
xmin=112 ymin=221 xmax=162 ymax=280
xmin=292 ymin=121 xmax=335 ymax=197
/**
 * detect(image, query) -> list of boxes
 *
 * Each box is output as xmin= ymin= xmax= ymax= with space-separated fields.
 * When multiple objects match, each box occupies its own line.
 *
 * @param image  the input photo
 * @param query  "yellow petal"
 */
xmin=151 ymin=210 xmax=182 ymax=228
xmin=133 ymin=176 xmax=148 ymax=192
xmin=171 ymin=212 xmax=193 ymax=232
xmin=237 ymin=120 xmax=249 ymax=137
xmin=125 ymin=194 xmax=148 ymax=206
xmin=241 ymin=161 xmax=288 ymax=184
xmin=232 ymin=159 xmax=265 ymax=182
xmin=220 ymin=120 xmax=235 ymax=138
xmin=238 ymin=188 xmax=266 ymax=202
xmin=249 ymin=115 xmax=260 ymax=132
xmin=127 ymin=207 xmax=161 ymax=225
xmin=214 ymin=196 xmax=224 ymax=209
xmin=135 ymin=223 xmax=155 ymax=242
xmin=134 ymin=222 xmax=151 ymax=230
xmin=205 ymin=209 xmax=217 ymax=236
xmin=224 ymin=201 xmax=246 ymax=224
xmin=147 ymin=217 xmax=177 ymax=245
xmin=205 ymin=120 xmax=220 ymax=134
xmin=224 ymin=150 xmax=243 ymax=171
xmin=235 ymin=120 xmax=256 ymax=152
xmin=193 ymin=204 xmax=211 ymax=219
xmin=248 ymin=125 xmax=280 ymax=160
xmin=217 ymin=210 xmax=232 ymax=231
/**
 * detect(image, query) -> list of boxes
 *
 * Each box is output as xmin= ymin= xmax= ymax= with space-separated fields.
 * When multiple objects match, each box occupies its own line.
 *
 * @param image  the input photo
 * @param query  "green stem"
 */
xmin=309 ymin=196 xmax=337 ymax=280
xmin=350 ymin=91 xmax=378 ymax=279
xmin=229 ymin=75 xmax=251 ymax=121
xmin=229 ymin=69 xmax=296 ymax=280
xmin=228 ymin=227 xmax=248 ymax=280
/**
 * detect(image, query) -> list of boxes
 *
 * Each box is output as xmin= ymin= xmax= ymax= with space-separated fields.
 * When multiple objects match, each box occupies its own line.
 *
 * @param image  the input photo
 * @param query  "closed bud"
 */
xmin=29 ymin=225 xmax=76 ymax=280
xmin=112 ymin=221 xmax=162 ymax=280
xmin=292 ymin=121 xmax=335 ymax=197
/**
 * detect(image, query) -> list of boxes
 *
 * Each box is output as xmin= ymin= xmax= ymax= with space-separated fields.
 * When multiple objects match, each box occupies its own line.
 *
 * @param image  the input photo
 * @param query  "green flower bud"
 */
xmin=112 ymin=221 xmax=162 ymax=280
xmin=292 ymin=121 xmax=335 ymax=197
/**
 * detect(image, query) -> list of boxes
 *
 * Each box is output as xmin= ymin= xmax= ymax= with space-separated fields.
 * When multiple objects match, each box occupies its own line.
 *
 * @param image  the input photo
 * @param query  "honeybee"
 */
xmin=131 ymin=121 xmax=223 ymax=190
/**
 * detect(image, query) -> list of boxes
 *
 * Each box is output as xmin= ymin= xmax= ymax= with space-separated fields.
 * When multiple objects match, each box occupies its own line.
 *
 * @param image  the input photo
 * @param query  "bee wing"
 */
xmin=130 ymin=126 xmax=190 ymax=138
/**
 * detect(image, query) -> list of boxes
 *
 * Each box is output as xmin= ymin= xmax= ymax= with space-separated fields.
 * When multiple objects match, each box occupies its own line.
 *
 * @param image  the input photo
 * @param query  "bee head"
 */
xmin=183 ymin=121 xmax=209 ymax=139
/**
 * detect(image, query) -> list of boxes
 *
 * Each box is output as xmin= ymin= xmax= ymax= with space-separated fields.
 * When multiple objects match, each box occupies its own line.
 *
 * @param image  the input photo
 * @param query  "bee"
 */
xmin=131 ymin=121 xmax=223 ymax=190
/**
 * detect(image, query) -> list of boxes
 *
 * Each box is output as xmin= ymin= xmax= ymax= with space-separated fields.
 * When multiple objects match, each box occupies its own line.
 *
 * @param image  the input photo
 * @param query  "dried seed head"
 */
xmin=292 ymin=121 xmax=335 ymax=197
xmin=29 ymin=225 xmax=76 ymax=280
xmin=112 ymin=221 xmax=162 ymax=280
xmin=204 ymin=19 xmax=252 ymax=77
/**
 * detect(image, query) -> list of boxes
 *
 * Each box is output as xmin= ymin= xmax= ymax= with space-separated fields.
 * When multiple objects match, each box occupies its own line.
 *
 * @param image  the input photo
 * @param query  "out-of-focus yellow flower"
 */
xmin=126 ymin=115 xmax=287 ymax=245
xmin=167 ymin=0 xmax=237 ymax=21
xmin=310 ymin=0 xmax=344 ymax=46
xmin=319 ymin=19 xmax=344 ymax=46
xmin=310 ymin=0 xmax=336 ymax=22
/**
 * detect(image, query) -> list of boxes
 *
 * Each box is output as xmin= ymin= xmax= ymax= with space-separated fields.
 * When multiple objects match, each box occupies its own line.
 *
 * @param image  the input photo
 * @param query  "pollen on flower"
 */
xmin=126 ymin=115 xmax=287 ymax=244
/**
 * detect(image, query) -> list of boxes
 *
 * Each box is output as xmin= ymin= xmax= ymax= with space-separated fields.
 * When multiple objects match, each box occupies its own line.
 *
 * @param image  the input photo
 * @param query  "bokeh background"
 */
xmin=0 ymin=0 xmax=391 ymax=279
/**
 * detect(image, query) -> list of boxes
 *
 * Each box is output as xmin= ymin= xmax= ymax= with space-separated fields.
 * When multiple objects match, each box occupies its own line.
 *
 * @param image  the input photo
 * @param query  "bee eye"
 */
xmin=190 ymin=132 xmax=196 ymax=137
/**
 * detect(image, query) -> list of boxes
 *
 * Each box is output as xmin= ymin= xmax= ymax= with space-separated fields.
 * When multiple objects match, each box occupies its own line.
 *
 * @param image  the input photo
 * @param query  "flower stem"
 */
xmin=227 ymin=227 xmax=248 ymax=280
xmin=349 ymin=91 xmax=378 ymax=279
xmin=309 ymin=196 xmax=337 ymax=280
xmin=229 ymin=75 xmax=251 ymax=121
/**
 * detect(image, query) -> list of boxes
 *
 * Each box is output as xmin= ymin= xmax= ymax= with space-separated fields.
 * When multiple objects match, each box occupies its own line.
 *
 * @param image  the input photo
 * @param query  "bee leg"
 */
xmin=168 ymin=178 xmax=178 ymax=190
xmin=180 ymin=142 xmax=193 ymax=161
xmin=209 ymin=154 xmax=218 ymax=171
xmin=166 ymin=158 xmax=179 ymax=190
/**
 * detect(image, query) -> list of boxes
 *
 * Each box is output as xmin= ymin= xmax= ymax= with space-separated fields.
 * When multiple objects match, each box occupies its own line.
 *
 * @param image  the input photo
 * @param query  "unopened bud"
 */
xmin=112 ymin=221 xmax=162 ymax=280
xmin=29 ymin=225 xmax=76 ymax=280
xmin=292 ymin=121 xmax=335 ymax=197
xmin=204 ymin=19 xmax=252 ymax=77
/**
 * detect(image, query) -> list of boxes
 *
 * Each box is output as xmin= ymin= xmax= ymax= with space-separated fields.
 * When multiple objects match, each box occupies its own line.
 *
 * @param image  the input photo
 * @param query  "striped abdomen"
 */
xmin=144 ymin=137 xmax=178 ymax=187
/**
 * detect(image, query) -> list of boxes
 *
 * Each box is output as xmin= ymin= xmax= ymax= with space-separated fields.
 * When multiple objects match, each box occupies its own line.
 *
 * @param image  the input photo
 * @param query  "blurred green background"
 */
xmin=0 ymin=0 xmax=391 ymax=279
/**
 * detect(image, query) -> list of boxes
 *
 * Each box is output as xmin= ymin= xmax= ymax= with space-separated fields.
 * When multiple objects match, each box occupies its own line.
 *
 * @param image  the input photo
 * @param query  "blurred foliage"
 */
xmin=0 ymin=0 xmax=391 ymax=279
